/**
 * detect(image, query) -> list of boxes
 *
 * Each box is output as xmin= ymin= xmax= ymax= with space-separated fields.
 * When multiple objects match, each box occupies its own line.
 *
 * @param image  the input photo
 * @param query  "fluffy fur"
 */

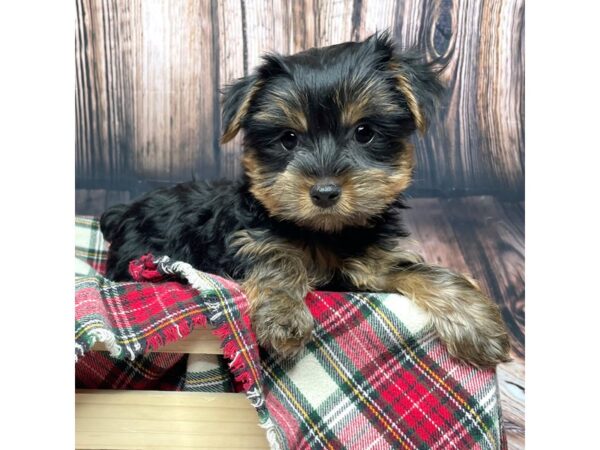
xmin=101 ymin=32 xmax=510 ymax=366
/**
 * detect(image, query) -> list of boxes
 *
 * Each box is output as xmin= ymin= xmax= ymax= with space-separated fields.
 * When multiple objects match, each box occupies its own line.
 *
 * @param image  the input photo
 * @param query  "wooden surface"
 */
xmin=92 ymin=328 xmax=223 ymax=355
xmin=75 ymin=390 xmax=268 ymax=449
xmin=75 ymin=0 xmax=524 ymax=198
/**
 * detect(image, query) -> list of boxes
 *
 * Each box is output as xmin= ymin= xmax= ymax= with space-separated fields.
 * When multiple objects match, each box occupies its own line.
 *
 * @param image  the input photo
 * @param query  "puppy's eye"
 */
xmin=280 ymin=131 xmax=298 ymax=150
xmin=354 ymin=124 xmax=375 ymax=144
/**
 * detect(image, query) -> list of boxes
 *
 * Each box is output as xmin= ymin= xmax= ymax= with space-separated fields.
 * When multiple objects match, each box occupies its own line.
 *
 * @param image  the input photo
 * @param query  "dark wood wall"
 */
xmin=75 ymin=0 xmax=524 ymax=210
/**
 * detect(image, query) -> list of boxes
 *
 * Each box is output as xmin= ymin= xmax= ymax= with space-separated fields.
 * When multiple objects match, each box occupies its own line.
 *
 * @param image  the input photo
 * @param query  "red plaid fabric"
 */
xmin=75 ymin=271 xmax=210 ymax=360
xmin=263 ymin=291 xmax=506 ymax=449
xmin=75 ymin=217 xmax=234 ymax=392
xmin=75 ymin=217 xmax=507 ymax=449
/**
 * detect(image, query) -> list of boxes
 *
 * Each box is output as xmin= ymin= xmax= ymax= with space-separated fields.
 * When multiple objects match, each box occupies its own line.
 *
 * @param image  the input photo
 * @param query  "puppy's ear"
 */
xmin=392 ymin=52 xmax=442 ymax=133
xmin=370 ymin=32 xmax=443 ymax=134
xmin=221 ymin=74 xmax=260 ymax=144
xmin=221 ymin=54 xmax=289 ymax=144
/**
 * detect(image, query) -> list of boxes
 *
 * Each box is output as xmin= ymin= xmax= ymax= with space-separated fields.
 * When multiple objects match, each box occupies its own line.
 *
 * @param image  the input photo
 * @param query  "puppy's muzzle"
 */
xmin=310 ymin=182 xmax=341 ymax=208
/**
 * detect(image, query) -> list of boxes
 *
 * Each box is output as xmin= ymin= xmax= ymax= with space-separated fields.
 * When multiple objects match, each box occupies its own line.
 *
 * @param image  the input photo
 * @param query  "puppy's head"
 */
xmin=222 ymin=32 xmax=441 ymax=232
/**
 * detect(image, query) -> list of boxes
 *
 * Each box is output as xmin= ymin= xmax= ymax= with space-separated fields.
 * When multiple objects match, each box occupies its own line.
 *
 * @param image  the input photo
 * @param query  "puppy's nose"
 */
xmin=310 ymin=183 xmax=341 ymax=208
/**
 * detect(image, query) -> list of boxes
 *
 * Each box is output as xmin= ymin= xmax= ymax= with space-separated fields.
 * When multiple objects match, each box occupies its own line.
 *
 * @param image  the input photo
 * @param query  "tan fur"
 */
xmin=232 ymin=231 xmax=314 ymax=358
xmin=243 ymin=144 xmax=414 ymax=232
xmin=342 ymin=244 xmax=424 ymax=289
xmin=233 ymin=228 xmax=510 ymax=366
xmin=221 ymin=81 xmax=264 ymax=144
xmin=231 ymin=230 xmax=349 ymax=357
xmin=342 ymin=245 xmax=511 ymax=368
xmin=337 ymin=77 xmax=399 ymax=128
xmin=394 ymin=69 xmax=426 ymax=133
xmin=253 ymin=100 xmax=308 ymax=133
xmin=233 ymin=229 xmax=341 ymax=290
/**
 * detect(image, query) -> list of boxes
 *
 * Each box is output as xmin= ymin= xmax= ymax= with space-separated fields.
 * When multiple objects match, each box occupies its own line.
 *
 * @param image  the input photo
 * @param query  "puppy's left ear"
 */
xmin=372 ymin=32 xmax=443 ymax=134
xmin=221 ymin=74 xmax=261 ymax=144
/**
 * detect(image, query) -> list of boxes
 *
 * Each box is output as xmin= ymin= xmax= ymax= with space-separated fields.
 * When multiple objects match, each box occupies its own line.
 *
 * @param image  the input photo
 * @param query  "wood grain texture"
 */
xmin=216 ymin=0 xmax=246 ymax=179
xmin=75 ymin=0 xmax=524 ymax=199
xmin=76 ymin=0 xmax=219 ymax=187
xmin=497 ymin=360 xmax=525 ymax=450
xmin=76 ymin=390 xmax=268 ymax=449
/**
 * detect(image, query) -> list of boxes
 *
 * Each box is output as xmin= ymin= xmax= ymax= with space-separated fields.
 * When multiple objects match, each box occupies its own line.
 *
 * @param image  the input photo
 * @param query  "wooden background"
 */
xmin=75 ymin=0 xmax=524 ymax=448
xmin=75 ymin=0 xmax=524 ymax=200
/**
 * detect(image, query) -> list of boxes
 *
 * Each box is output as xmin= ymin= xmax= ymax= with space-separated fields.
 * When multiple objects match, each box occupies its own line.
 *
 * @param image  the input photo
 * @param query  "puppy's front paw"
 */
xmin=389 ymin=265 xmax=511 ymax=368
xmin=251 ymin=297 xmax=314 ymax=359
xmin=432 ymin=290 xmax=511 ymax=368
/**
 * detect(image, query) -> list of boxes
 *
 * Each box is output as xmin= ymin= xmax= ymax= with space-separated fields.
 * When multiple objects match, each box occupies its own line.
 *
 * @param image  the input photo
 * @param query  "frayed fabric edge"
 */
xmin=156 ymin=256 xmax=284 ymax=450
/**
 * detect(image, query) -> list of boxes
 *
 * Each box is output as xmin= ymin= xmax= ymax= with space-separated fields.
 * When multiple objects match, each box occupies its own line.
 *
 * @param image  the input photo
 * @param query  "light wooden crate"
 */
xmin=76 ymin=329 xmax=268 ymax=449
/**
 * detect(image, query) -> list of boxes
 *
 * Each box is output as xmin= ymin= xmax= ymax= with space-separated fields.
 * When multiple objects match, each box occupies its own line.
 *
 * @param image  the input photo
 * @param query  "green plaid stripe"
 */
xmin=184 ymin=355 xmax=235 ymax=392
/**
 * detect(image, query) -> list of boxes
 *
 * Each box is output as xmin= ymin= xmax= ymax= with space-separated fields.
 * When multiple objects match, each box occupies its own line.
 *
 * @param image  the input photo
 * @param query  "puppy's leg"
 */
xmin=232 ymin=231 xmax=313 ymax=358
xmin=343 ymin=247 xmax=511 ymax=367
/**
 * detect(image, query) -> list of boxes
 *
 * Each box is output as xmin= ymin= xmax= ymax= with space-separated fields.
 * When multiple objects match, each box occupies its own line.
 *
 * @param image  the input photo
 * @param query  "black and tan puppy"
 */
xmin=101 ymin=33 xmax=510 ymax=367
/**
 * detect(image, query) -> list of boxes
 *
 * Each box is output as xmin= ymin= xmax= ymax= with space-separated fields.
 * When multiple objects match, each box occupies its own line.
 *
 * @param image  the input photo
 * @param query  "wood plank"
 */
xmin=75 ymin=0 xmax=219 ymax=186
xmin=403 ymin=197 xmax=471 ymax=274
xmin=216 ymin=0 xmax=246 ymax=179
xmin=497 ymin=361 xmax=525 ymax=450
xmin=317 ymin=0 xmax=355 ymax=46
xmin=106 ymin=189 xmax=131 ymax=210
xmin=75 ymin=0 xmax=136 ymax=184
xmin=353 ymin=0 xmax=398 ymax=41
xmin=75 ymin=390 xmax=267 ymax=449
xmin=243 ymin=0 xmax=292 ymax=68
xmin=76 ymin=189 xmax=130 ymax=216
xmin=92 ymin=328 xmax=222 ymax=355
xmin=290 ymin=0 xmax=318 ymax=52
xmin=135 ymin=0 xmax=218 ymax=182
xmin=477 ymin=0 xmax=525 ymax=191
xmin=75 ymin=189 xmax=108 ymax=216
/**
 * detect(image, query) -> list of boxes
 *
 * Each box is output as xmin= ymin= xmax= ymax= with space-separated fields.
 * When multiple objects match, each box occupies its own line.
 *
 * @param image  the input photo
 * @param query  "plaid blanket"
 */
xmin=75 ymin=216 xmax=507 ymax=449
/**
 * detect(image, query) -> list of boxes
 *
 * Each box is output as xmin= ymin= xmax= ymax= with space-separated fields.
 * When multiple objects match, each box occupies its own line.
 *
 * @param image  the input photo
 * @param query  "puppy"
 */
xmin=101 ymin=33 xmax=510 ymax=367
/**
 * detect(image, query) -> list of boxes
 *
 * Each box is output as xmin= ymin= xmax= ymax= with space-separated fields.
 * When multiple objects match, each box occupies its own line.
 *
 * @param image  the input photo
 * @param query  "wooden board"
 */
xmin=75 ymin=0 xmax=524 ymax=200
xmin=92 ymin=327 xmax=222 ymax=355
xmin=75 ymin=390 xmax=267 ymax=449
xmin=402 ymin=197 xmax=471 ymax=274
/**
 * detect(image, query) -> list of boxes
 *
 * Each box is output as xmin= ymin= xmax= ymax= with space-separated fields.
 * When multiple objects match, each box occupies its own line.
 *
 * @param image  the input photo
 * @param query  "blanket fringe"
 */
xmin=156 ymin=256 xmax=283 ymax=450
xmin=161 ymin=259 xmax=257 ymax=389
xmin=76 ymin=328 xmax=122 ymax=362
xmin=259 ymin=417 xmax=283 ymax=450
